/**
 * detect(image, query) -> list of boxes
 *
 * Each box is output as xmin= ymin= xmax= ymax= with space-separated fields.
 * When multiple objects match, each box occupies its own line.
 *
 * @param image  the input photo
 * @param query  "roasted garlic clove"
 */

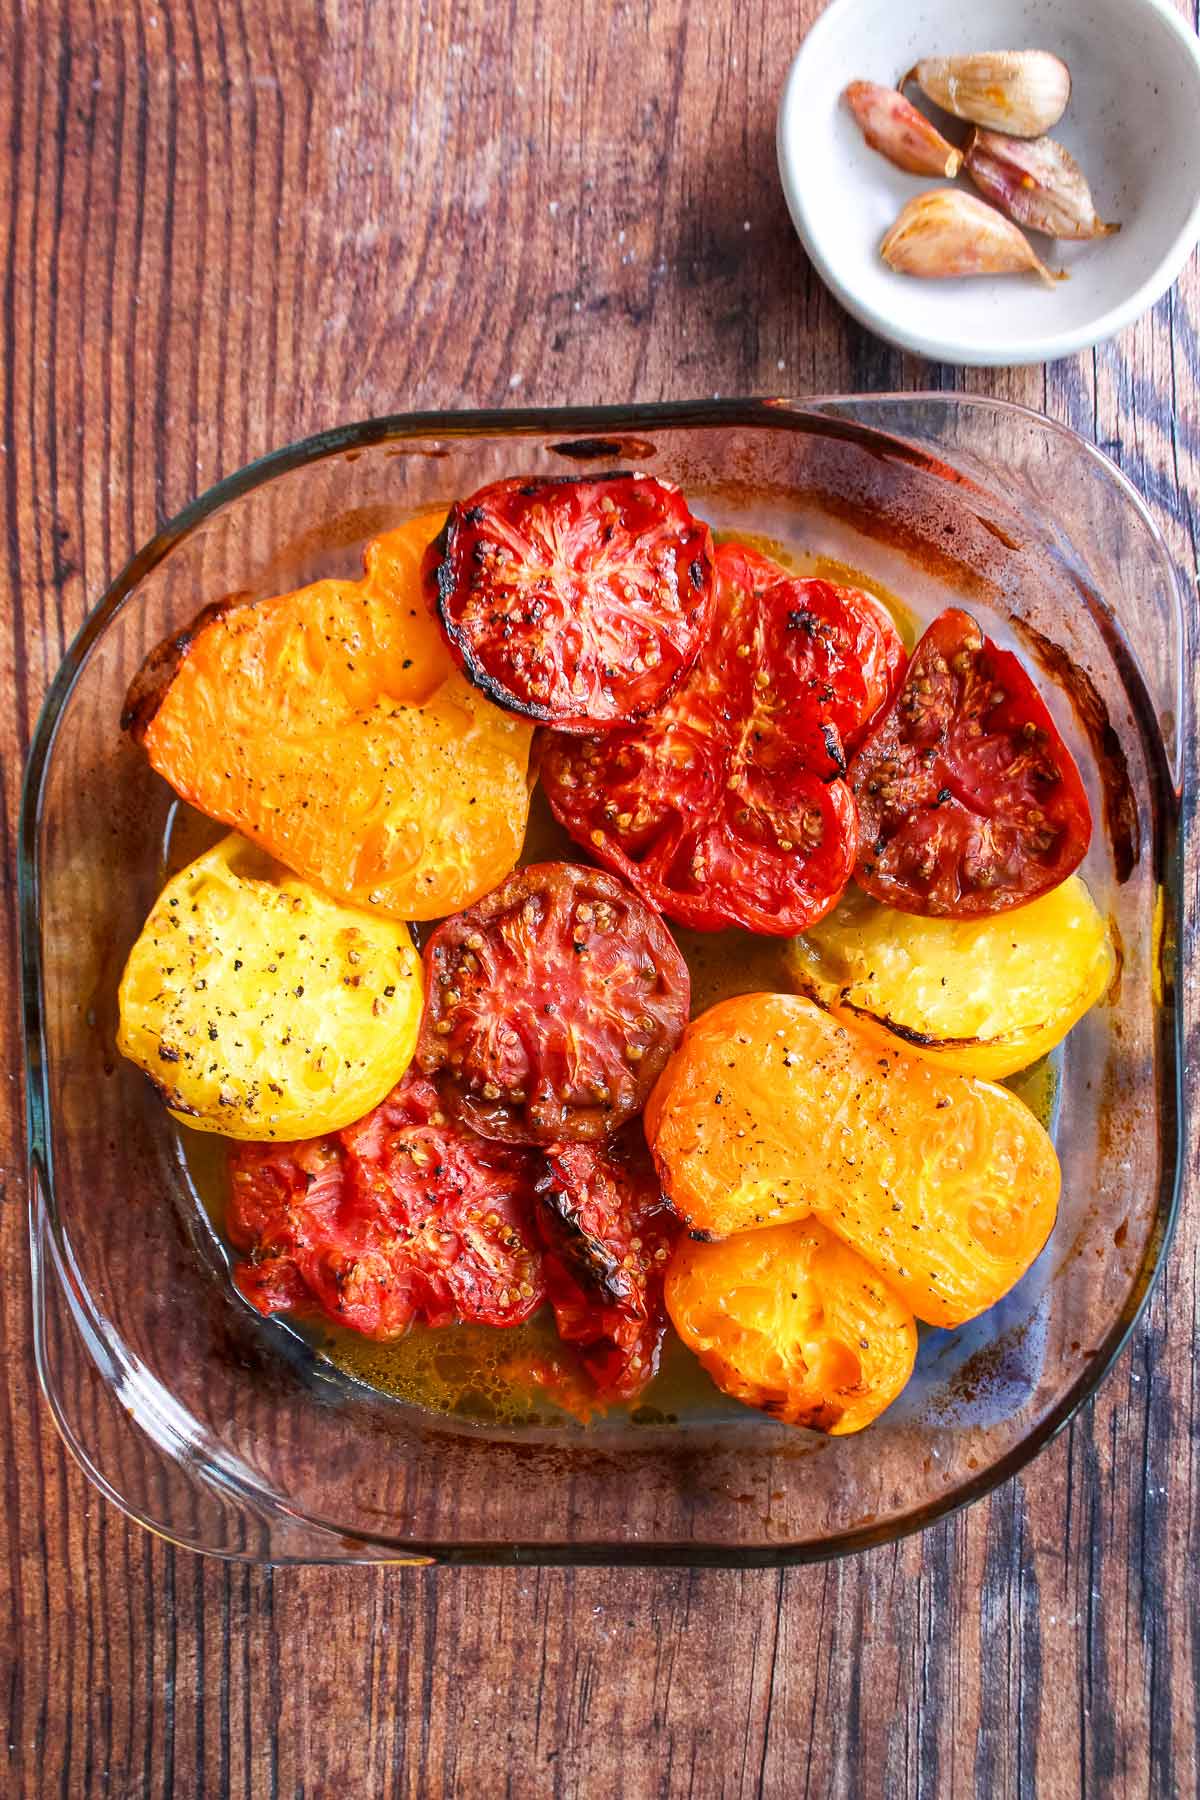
xmin=964 ymin=129 xmax=1119 ymax=240
xmin=880 ymin=189 xmax=1065 ymax=285
xmin=904 ymin=51 xmax=1071 ymax=138
xmin=844 ymin=80 xmax=963 ymax=177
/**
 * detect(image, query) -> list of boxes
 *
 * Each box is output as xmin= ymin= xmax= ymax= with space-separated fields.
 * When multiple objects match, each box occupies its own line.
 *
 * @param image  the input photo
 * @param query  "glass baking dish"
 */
xmin=20 ymin=397 xmax=1184 ymax=1566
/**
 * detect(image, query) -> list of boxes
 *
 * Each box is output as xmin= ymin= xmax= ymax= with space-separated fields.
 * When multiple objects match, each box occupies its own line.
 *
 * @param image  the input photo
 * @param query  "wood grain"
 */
xmin=2 ymin=1 xmax=1197 ymax=1794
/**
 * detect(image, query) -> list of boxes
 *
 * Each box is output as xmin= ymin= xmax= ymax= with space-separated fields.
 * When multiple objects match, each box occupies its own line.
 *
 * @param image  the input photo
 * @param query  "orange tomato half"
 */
xmin=125 ymin=513 xmax=534 ymax=920
xmin=665 ymin=1219 xmax=917 ymax=1434
xmin=646 ymin=992 xmax=1060 ymax=1328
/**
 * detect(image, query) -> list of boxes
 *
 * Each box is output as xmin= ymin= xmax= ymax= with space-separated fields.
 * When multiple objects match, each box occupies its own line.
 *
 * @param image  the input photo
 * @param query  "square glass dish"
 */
xmin=20 ymin=397 xmax=1184 ymax=1565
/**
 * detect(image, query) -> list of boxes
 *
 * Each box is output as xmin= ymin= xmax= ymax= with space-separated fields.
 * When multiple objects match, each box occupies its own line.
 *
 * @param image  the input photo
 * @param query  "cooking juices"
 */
xmin=166 ymin=547 xmax=1058 ymax=1430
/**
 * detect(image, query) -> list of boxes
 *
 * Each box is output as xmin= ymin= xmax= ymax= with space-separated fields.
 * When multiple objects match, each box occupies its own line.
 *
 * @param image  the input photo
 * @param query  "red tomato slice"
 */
xmin=423 ymin=473 xmax=715 ymax=731
xmin=535 ymin=1132 xmax=680 ymax=1399
xmin=416 ymin=862 xmax=690 ymax=1143
xmin=849 ymin=607 xmax=1092 ymax=916
xmin=539 ymin=541 xmax=906 ymax=935
xmin=227 ymin=1071 xmax=545 ymax=1337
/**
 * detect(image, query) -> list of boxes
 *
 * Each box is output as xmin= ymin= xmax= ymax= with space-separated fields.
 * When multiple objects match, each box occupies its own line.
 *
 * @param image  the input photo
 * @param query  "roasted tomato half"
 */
xmin=227 ymin=1070 xmax=545 ymax=1337
xmin=125 ymin=514 xmax=534 ymax=922
xmin=423 ymin=473 xmax=715 ymax=731
xmin=116 ymin=833 xmax=424 ymax=1142
xmin=664 ymin=1220 xmax=917 ymax=1435
xmin=540 ymin=541 xmax=906 ymax=935
xmin=849 ymin=607 xmax=1092 ymax=916
xmin=417 ymin=862 xmax=690 ymax=1143
xmin=646 ymin=992 xmax=1061 ymax=1330
xmin=788 ymin=873 xmax=1113 ymax=1079
xmin=535 ymin=1132 xmax=680 ymax=1399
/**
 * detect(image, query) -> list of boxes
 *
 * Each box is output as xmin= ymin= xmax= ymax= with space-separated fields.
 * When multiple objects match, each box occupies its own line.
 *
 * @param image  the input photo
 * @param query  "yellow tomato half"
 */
xmin=117 ymin=834 xmax=424 ymax=1140
xmin=665 ymin=1220 xmax=917 ymax=1434
xmin=787 ymin=876 xmax=1113 ymax=1078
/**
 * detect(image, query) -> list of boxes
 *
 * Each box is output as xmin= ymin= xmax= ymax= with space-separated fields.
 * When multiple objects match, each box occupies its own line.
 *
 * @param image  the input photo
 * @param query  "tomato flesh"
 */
xmin=535 ymin=1133 xmax=680 ymax=1399
xmin=849 ymin=607 xmax=1092 ymax=916
xmin=423 ymin=473 xmax=715 ymax=731
xmin=540 ymin=541 xmax=906 ymax=935
xmin=417 ymin=862 xmax=691 ymax=1143
xmin=227 ymin=1071 xmax=545 ymax=1336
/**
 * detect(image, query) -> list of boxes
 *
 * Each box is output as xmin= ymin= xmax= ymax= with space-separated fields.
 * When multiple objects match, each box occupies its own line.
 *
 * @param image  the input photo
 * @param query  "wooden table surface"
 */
xmin=3 ymin=2 xmax=1197 ymax=1794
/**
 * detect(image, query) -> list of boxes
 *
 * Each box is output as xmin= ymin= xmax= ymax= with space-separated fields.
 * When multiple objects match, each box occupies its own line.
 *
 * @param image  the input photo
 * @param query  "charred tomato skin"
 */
xmin=849 ymin=607 xmax=1092 ymax=917
xmin=423 ymin=472 xmax=716 ymax=732
xmin=416 ymin=861 xmax=691 ymax=1144
xmin=539 ymin=541 xmax=907 ymax=936
xmin=227 ymin=1070 xmax=545 ymax=1337
xmin=535 ymin=1131 xmax=680 ymax=1400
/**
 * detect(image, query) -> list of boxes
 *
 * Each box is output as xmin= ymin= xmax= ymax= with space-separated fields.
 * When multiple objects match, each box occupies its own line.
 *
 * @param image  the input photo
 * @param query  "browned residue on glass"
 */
xmin=120 ymin=592 xmax=252 ymax=741
xmin=550 ymin=436 xmax=658 ymax=462
xmin=1106 ymin=913 xmax=1125 ymax=1006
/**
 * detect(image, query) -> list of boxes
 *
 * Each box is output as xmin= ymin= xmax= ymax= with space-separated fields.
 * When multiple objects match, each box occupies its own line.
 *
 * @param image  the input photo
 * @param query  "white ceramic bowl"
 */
xmin=777 ymin=0 xmax=1200 ymax=365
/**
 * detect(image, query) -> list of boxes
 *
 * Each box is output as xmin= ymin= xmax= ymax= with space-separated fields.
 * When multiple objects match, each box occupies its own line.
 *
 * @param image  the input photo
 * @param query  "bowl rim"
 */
xmin=19 ymin=395 xmax=1188 ymax=1563
xmin=775 ymin=0 xmax=1200 ymax=367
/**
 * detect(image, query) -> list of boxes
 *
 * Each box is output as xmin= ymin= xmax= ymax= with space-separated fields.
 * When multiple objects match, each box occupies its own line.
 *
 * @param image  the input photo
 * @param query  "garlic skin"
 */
xmin=905 ymin=51 xmax=1071 ymax=138
xmin=844 ymin=80 xmax=963 ymax=177
xmin=964 ymin=129 xmax=1119 ymax=240
xmin=880 ymin=189 xmax=1065 ymax=285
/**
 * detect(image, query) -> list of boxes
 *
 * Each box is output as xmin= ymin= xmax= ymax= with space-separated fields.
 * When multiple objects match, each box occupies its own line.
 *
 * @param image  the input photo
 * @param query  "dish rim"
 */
xmin=775 ymin=0 xmax=1200 ymax=367
xmin=19 ymin=394 xmax=1187 ymax=1564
